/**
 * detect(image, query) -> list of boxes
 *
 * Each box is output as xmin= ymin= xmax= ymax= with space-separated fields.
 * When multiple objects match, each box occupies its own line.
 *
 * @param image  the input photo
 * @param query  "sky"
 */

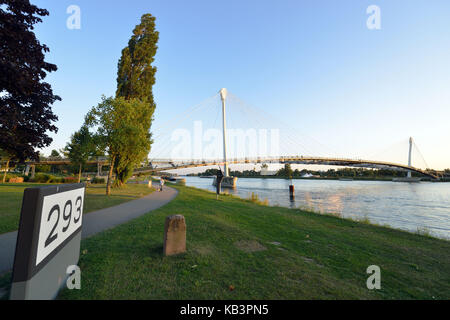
xmin=30 ymin=0 xmax=450 ymax=170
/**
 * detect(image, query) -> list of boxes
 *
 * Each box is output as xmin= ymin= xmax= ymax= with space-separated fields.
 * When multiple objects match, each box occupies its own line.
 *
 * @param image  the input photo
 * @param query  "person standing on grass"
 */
xmin=160 ymin=177 xmax=165 ymax=192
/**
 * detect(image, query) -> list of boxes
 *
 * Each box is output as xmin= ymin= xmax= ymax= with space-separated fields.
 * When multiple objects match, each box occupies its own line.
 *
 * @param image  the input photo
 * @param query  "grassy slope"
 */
xmin=0 ymin=183 xmax=154 ymax=234
xmin=58 ymin=185 xmax=450 ymax=300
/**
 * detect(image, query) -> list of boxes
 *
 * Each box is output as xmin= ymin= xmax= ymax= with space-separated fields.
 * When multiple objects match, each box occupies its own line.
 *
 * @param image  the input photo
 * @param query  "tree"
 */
xmin=85 ymin=96 xmax=152 ymax=195
xmin=0 ymin=1 xmax=60 ymax=162
xmin=114 ymin=13 xmax=159 ymax=185
xmin=277 ymin=163 xmax=293 ymax=178
xmin=116 ymin=13 xmax=159 ymax=103
xmin=65 ymin=126 xmax=95 ymax=183
xmin=50 ymin=149 xmax=61 ymax=158
xmin=0 ymin=149 xmax=12 ymax=183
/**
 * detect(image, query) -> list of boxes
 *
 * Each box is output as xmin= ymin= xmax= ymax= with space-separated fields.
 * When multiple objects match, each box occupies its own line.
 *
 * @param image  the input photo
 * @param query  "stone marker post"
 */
xmin=163 ymin=215 xmax=186 ymax=256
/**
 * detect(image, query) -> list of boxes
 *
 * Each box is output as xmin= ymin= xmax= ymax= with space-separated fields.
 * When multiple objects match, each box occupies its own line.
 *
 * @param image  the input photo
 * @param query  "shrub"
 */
xmin=4 ymin=174 xmax=25 ymax=183
xmin=31 ymin=173 xmax=53 ymax=183
xmin=177 ymin=180 xmax=186 ymax=186
xmin=9 ymin=177 xmax=25 ymax=183
xmin=63 ymin=177 xmax=78 ymax=183
xmin=3 ymin=174 xmax=15 ymax=182
xmin=35 ymin=165 xmax=51 ymax=173
xmin=248 ymin=192 xmax=269 ymax=206
xmin=50 ymin=177 xmax=64 ymax=184
xmin=27 ymin=175 xmax=82 ymax=184
xmin=416 ymin=227 xmax=433 ymax=237
xmin=92 ymin=177 xmax=106 ymax=184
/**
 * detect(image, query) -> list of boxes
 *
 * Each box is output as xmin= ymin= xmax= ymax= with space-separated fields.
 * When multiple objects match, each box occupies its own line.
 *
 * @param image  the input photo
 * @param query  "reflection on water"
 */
xmin=184 ymin=177 xmax=450 ymax=239
xmin=326 ymin=193 xmax=344 ymax=214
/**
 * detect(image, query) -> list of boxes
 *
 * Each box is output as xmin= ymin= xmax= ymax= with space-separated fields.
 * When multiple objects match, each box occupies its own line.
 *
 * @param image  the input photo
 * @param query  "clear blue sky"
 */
xmin=32 ymin=0 xmax=450 ymax=169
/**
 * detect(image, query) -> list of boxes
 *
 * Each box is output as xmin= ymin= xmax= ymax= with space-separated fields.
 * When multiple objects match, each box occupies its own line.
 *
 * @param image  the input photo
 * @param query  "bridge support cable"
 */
xmin=149 ymin=94 xmax=220 ymax=162
xmin=367 ymin=137 xmax=430 ymax=172
xmin=151 ymin=93 xmax=219 ymax=142
xmin=411 ymin=139 xmax=430 ymax=170
xmin=228 ymin=95 xmax=317 ymax=159
xmin=227 ymin=93 xmax=315 ymax=157
xmin=227 ymin=91 xmax=341 ymax=158
xmin=367 ymin=138 xmax=409 ymax=164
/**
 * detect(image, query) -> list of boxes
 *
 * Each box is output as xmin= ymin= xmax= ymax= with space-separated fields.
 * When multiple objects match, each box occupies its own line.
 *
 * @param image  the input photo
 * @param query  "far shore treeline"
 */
xmin=195 ymin=164 xmax=450 ymax=181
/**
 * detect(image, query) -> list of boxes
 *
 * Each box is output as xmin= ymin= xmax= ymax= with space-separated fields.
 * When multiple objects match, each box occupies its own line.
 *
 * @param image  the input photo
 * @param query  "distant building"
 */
xmin=261 ymin=167 xmax=277 ymax=176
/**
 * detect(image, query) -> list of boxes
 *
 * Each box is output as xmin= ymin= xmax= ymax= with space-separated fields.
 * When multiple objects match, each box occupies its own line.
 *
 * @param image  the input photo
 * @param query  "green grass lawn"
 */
xmin=0 ymin=183 xmax=154 ymax=234
xmin=54 ymin=185 xmax=450 ymax=300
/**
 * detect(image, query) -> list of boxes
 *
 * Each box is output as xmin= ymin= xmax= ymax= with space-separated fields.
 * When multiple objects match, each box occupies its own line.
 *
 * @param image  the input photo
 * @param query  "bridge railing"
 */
xmin=21 ymin=156 xmax=438 ymax=179
xmin=145 ymin=156 xmax=438 ymax=179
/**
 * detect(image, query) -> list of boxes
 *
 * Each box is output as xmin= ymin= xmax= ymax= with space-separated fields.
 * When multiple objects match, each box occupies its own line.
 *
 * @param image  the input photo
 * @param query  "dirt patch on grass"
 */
xmin=192 ymin=244 xmax=214 ymax=256
xmin=234 ymin=240 xmax=267 ymax=253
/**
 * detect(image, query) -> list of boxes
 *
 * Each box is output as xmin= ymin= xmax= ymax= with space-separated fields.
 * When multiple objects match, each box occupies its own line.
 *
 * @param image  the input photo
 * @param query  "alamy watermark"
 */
xmin=367 ymin=5 xmax=381 ymax=30
xmin=366 ymin=265 xmax=381 ymax=290
xmin=66 ymin=265 xmax=81 ymax=290
xmin=169 ymin=121 xmax=280 ymax=161
xmin=67 ymin=5 xmax=81 ymax=30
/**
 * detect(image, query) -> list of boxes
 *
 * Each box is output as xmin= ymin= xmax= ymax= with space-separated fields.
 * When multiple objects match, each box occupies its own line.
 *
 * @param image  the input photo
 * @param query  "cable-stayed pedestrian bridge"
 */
xmin=143 ymin=89 xmax=439 ymax=181
xmin=136 ymin=156 xmax=439 ymax=179
xmin=10 ymin=88 xmax=440 ymax=182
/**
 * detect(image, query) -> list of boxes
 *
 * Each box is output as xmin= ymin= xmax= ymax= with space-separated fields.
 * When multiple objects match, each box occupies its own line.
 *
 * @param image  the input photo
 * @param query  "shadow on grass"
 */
xmin=86 ymin=194 xmax=137 ymax=200
xmin=148 ymin=245 xmax=164 ymax=257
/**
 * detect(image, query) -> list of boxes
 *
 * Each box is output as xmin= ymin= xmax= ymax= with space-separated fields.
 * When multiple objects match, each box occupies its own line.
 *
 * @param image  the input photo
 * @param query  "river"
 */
xmin=182 ymin=176 xmax=450 ymax=240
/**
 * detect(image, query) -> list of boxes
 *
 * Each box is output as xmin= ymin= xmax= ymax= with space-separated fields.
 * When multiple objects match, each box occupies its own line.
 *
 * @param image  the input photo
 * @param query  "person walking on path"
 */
xmin=216 ymin=169 xmax=224 ymax=200
xmin=160 ymin=177 xmax=165 ymax=192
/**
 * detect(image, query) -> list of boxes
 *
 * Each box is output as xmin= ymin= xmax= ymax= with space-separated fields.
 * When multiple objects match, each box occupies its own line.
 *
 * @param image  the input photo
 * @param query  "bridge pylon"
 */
xmin=220 ymin=88 xmax=229 ymax=177
xmin=393 ymin=136 xmax=423 ymax=182
xmin=407 ymin=137 xmax=413 ymax=178
xmin=215 ymin=88 xmax=237 ymax=188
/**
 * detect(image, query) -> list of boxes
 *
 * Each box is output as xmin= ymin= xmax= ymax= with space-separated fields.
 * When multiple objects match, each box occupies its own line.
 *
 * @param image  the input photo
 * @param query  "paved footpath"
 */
xmin=0 ymin=186 xmax=178 ymax=275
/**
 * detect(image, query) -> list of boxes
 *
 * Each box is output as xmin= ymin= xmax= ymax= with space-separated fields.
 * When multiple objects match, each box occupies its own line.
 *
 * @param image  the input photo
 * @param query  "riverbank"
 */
xmin=53 ymin=184 xmax=449 ymax=299
xmin=195 ymin=175 xmax=448 ymax=182
xmin=0 ymin=183 xmax=155 ymax=234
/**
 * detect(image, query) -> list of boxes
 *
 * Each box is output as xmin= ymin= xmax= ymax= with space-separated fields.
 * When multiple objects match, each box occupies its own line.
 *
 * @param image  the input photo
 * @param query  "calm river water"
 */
xmin=183 ymin=176 xmax=450 ymax=239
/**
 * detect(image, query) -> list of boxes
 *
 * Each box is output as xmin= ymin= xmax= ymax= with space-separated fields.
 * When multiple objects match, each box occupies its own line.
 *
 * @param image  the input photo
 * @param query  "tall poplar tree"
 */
xmin=114 ymin=14 xmax=159 ymax=184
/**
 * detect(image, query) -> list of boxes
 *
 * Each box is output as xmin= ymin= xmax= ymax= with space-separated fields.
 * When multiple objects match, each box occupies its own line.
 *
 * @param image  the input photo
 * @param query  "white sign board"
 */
xmin=36 ymin=188 xmax=85 ymax=265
